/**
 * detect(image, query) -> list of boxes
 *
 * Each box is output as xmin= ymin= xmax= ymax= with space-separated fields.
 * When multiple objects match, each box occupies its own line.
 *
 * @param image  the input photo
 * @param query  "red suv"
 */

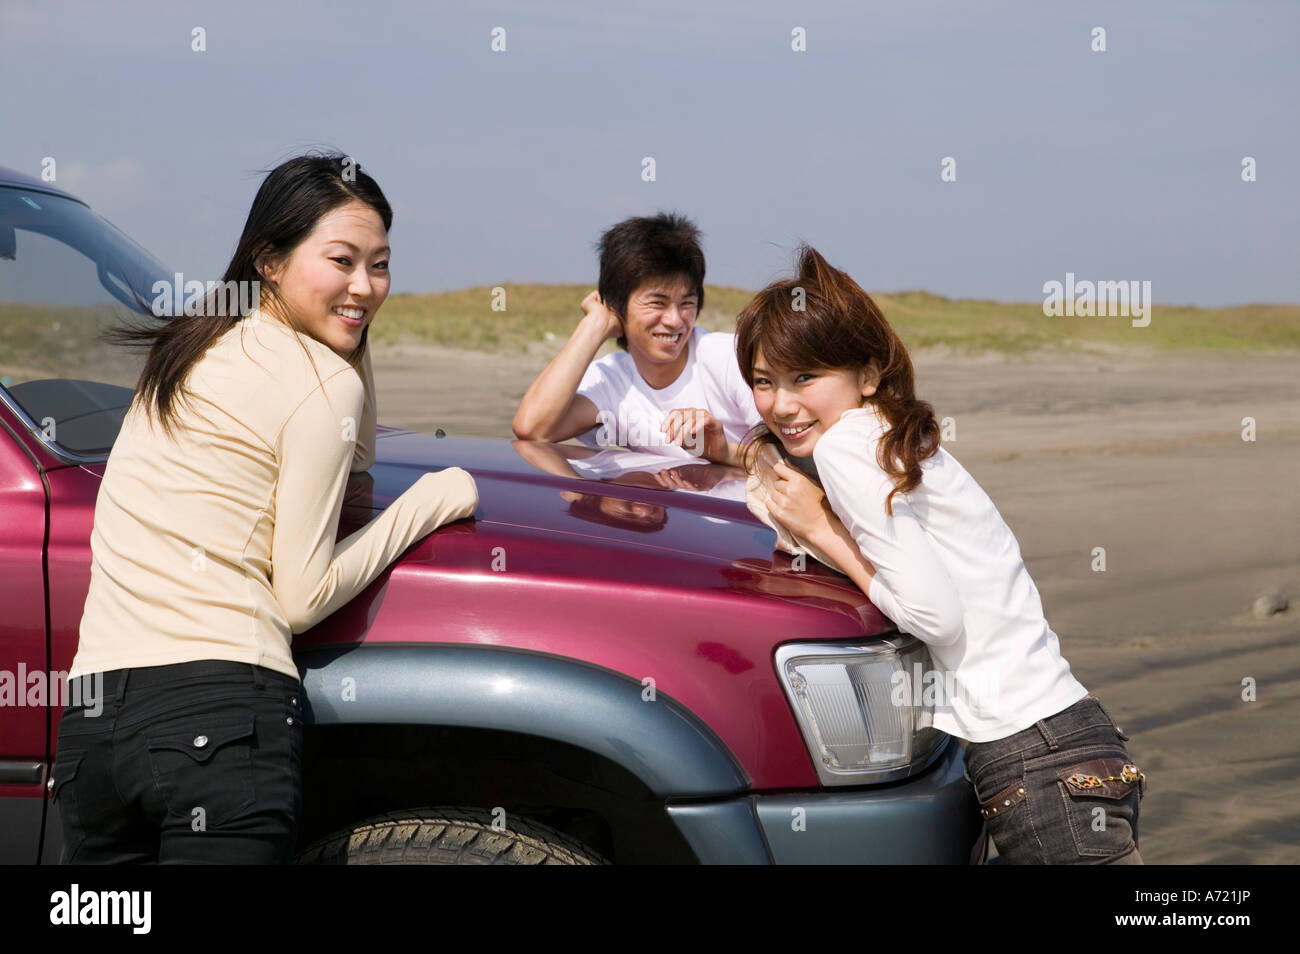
xmin=0 ymin=165 xmax=983 ymax=864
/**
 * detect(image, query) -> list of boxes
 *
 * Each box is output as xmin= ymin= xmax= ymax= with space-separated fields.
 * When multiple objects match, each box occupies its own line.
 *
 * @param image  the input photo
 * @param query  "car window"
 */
xmin=0 ymin=187 xmax=168 ymax=458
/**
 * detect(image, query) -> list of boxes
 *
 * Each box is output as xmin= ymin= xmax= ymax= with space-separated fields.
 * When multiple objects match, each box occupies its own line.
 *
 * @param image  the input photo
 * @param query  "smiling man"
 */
xmin=512 ymin=212 xmax=760 ymax=465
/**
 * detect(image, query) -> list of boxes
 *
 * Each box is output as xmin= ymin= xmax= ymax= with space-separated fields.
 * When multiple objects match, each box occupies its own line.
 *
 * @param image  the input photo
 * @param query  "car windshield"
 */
xmin=0 ymin=186 xmax=170 ymax=458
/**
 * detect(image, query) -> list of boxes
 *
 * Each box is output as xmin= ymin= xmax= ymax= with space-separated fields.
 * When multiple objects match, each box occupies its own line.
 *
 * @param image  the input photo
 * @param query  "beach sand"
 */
xmin=369 ymin=341 xmax=1300 ymax=863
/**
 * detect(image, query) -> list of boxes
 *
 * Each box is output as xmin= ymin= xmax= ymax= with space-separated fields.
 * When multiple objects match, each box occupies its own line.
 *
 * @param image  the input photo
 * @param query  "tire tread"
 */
xmin=297 ymin=807 xmax=606 ymax=865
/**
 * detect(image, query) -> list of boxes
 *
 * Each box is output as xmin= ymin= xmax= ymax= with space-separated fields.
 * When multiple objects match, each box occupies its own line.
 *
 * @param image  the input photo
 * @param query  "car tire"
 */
xmin=296 ymin=807 xmax=608 ymax=865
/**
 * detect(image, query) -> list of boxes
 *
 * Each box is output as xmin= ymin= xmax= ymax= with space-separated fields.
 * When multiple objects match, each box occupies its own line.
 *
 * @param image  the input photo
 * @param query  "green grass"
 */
xmin=867 ymin=291 xmax=1300 ymax=354
xmin=0 ymin=302 xmax=145 ymax=385
xmin=2 ymin=288 xmax=1297 ymax=388
xmin=367 ymin=284 xmax=762 ymax=352
xmin=372 ymin=285 xmax=1300 ymax=355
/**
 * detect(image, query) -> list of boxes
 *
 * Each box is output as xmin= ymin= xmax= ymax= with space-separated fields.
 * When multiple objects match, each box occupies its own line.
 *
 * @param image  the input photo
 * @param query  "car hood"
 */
xmin=325 ymin=429 xmax=902 ymax=790
xmin=341 ymin=428 xmax=890 ymax=627
xmin=361 ymin=429 xmax=819 ymax=565
xmin=69 ymin=426 xmax=895 ymax=789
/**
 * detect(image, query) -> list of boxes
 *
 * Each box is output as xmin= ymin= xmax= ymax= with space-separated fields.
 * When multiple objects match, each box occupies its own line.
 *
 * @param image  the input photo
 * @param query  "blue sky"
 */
xmin=2 ymin=0 xmax=1296 ymax=306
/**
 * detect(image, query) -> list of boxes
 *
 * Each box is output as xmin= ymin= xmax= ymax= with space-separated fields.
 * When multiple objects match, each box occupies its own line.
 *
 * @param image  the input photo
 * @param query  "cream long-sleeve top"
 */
xmin=69 ymin=309 xmax=479 ymax=682
xmin=812 ymin=406 xmax=1087 ymax=743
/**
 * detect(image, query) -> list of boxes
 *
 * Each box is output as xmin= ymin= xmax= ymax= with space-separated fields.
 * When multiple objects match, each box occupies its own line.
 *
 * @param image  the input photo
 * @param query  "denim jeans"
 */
xmin=963 ymin=695 xmax=1145 ymax=864
xmin=52 ymin=660 xmax=303 ymax=864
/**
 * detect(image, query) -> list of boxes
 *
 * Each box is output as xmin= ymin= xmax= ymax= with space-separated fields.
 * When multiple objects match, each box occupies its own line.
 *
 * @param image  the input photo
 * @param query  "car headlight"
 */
xmin=775 ymin=638 xmax=948 ymax=786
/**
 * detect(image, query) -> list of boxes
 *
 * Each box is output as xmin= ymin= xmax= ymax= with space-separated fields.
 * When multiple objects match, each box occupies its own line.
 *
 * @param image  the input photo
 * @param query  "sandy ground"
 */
xmin=370 ymin=341 xmax=1300 ymax=864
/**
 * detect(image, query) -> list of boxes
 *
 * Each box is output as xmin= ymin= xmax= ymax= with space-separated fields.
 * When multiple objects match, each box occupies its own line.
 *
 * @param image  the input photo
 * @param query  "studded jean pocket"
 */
xmin=978 ymin=777 xmax=1028 ymax=822
xmin=146 ymin=715 xmax=257 ymax=829
xmin=968 ymin=755 xmax=1034 ymax=860
xmin=1054 ymin=756 xmax=1144 ymax=859
xmin=1015 ymin=746 xmax=1142 ymax=862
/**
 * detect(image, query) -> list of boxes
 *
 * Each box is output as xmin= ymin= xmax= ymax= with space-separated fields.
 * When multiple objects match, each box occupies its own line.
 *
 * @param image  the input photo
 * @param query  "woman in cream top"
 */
xmin=70 ymin=309 xmax=477 ymax=682
xmin=55 ymin=155 xmax=476 ymax=864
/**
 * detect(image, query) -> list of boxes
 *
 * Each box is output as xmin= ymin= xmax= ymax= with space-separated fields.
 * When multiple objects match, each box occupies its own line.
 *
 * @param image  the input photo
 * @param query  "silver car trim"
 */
xmin=0 ymin=386 xmax=111 ymax=465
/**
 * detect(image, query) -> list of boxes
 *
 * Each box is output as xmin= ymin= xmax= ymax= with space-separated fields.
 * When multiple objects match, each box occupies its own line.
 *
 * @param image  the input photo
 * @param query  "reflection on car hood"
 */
xmin=351 ymin=430 xmax=860 ymax=589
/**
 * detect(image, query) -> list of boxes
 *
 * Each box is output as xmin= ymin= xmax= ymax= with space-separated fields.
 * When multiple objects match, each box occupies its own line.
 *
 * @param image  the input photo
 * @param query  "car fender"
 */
xmin=295 ymin=644 xmax=750 ymax=798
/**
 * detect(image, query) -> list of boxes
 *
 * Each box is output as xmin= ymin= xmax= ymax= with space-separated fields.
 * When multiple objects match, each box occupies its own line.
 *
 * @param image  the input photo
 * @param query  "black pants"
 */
xmin=52 ymin=660 xmax=303 ymax=864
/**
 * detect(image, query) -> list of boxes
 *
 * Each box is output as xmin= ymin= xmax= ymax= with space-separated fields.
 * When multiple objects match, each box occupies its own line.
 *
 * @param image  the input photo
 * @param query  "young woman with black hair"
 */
xmin=53 ymin=155 xmax=478 ymax=863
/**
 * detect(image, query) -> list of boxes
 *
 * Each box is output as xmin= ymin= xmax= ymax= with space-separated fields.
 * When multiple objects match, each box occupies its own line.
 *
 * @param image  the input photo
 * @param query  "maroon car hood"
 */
xmin=362 ymin=429 xmax=872 ymax=592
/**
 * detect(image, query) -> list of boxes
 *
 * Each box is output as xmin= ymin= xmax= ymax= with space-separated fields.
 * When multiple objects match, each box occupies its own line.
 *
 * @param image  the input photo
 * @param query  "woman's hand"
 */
xmin=767 ymin=458 xmax=834 ymax=544
xmin=766 ymin=458 xmax=881 ymax=597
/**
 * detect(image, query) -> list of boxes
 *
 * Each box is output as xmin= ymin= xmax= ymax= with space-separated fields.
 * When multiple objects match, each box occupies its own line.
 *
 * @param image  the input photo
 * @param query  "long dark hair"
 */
xmin=734 ymin=245 xmax=940 ymax=516
xmin=108 ymin=153 xmax=392 ymax=437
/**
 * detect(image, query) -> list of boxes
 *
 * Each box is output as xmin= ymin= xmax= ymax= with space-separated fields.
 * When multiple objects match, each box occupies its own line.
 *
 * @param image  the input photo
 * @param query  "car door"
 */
xmin=0 ymin=406 xmax=53 ymax=863
xmin=0 ymin=171 xmax=166 ymax=862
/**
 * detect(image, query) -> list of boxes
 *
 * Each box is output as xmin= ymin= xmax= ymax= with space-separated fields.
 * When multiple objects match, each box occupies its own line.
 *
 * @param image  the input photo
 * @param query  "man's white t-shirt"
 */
xmin=574 ymin=327 xmax=762 ymax=459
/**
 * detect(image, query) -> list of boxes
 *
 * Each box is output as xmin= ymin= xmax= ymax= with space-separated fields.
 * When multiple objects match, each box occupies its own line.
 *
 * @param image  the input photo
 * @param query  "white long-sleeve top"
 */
xmin=812 ymin=406 xmax=1087 ymax=742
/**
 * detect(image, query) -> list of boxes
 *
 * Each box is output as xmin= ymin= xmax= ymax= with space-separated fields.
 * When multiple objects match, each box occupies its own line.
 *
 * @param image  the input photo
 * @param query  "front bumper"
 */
xmin=666 ymin=737 xmax=983 ymax=864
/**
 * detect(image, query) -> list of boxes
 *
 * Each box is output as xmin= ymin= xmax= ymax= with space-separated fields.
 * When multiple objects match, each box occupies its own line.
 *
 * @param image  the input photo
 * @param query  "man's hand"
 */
xmin=580 ymin=290 xmax=624 ymax=340
xmin=767 ymin=458 xmax=833 ymax=542
xmin=653 ymin=463 xmax=728 ymax=492
xmin=661 ymin=407 xmax=729 ymax=462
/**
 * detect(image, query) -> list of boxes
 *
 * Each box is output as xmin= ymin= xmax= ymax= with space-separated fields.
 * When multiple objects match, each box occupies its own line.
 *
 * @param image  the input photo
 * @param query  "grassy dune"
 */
xmin=0 ymin=302 xmax=145 ymax=385
xmin=372 ymin=285 xmax=1300 ymax=354
xmin=2 ymin=289 xmax=1297 ymax=388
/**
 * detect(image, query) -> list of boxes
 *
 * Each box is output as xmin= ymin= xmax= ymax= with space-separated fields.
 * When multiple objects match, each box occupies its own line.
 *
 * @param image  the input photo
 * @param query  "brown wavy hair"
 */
xmin=734 ymin=245 xmax=940 ymax=515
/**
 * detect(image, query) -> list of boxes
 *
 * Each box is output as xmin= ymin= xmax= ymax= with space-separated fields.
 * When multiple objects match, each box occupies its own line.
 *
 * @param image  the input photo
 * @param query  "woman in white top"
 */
xmin=54 ymin=155 xmax=477 ymax=864
xmin=734 ymin=245 xmax=1145 ymax=864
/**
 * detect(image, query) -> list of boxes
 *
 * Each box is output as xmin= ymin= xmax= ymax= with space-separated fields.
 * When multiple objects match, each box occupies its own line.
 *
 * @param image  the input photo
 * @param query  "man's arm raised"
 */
xmin=513 ymin=290 xmax=621 ymax=443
